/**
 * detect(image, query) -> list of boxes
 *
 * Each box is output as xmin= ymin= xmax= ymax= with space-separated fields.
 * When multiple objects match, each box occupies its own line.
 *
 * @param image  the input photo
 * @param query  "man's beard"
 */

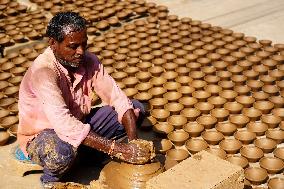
xmin=55 ymin=55 xmax=83 ymax=68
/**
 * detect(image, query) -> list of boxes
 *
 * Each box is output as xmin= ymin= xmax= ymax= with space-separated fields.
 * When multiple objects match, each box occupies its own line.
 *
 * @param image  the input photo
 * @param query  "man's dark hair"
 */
xmin=46 ymin=11 xmax=87 ymax=42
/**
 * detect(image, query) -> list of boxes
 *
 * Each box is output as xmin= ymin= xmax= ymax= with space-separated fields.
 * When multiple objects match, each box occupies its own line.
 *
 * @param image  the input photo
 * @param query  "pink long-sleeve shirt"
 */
xmin=18 ymin=47 xmax=134 ymax=156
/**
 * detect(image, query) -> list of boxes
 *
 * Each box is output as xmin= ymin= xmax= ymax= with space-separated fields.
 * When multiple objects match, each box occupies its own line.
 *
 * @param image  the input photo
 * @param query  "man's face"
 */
xmin=50 ymin=29 xmax=88 ymax=68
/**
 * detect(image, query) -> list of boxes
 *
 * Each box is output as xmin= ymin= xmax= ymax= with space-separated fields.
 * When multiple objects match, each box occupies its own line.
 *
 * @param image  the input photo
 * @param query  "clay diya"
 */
xmin=175 ymin=76 xmax=193 ymax=86
xmin=254 ymin=138 xmax=277 ymax=153
xmin=204 ymin=75 xmax=221 ymax=85
xmin=262 ymin=85 xmax=279 ymax=96
xmin=167 ymin=130 xmax=189 ymax=146
xmin=240 ymin=146 xmax=264 ymax=162
xmin=0 ymin=109 xmax=10 ymax=119
xmin=164 ymin=102 xmax=184 ymax=115
xmin=253 ymin=101 xmax=274 ymax=114
xmin=242 ymin=108 xmax=262 ymax=121
xmin=207 ymin=96 xmax=227 ymax=108
xmin=260 ymin=157 xmax=284 ymax=174
xmin=180 ymin=108 xmax=201 ymax=121
xmin=210 ymin=108 xmax=229 ymax=122
xmin=0 ymin=98 xmax=16 ymax=108
xmin=224 ymin=102 xmax=243 ymax=114
xmin=269 ymin=96 xmax=284 ymax=108
xmin=185 ymin=138 xmax=208 ymax=154
xmin=153 ymin=122 xmax=174 ymax=136
xmin=111 ymin=72 xmax=128 ymax=82
xmin=245 ymin=167 xmax=268 ymax=185
xmin=218 ymin=80 xmax=235 ymax=90
xmin=194 ymin=102 xmax=214 ymax=114
xmin=229 ymin=114 xmax=250 ymax=128
xmin=167 ymin=115 xmax=187 ymax=130
xmin=219 ymin=139 xmax=242 ymax=154
xmin=7 ymin=124 xmax=17 ymax=136
xmin=0 ymin=115 xmax=18 ymax=129
xmin=265 ymin=129 xmax=284 ymax=144
xmin=8 ymin=102 xmax=18 ymax=113
xmin=234 ymin=130 xmax=256 ymax=145
xmin=201 ymin=130 xmax=224 ymax=145
xmin=163 ymin=83 xmax=181 ymax=93
xmin=166 ymin=149 xmax=189 ymax=162
xmin=0 ymin=72 xmax=12 ymax=81
xmin=216 ymin=122 xmax=237 ymax=136
xmin=135 ymin=83 xmax=153 ymax=92
xmin=177 ymin=86 xmax=195 ymax=96
xmin=247 ymin=122 xmax=268 ymax=136
xmin=252 ymin=91 xmax=269 ymax=101
xmin=206 ymin=147 xmax=227 ymax=159
xmin=123 ymin=88 xmax=138 ymax=98
xmin=148 ymin=87 xmax=167 ymax=98
xmin=226 ymin=155 xmax=249 ymax=169
xmin=150 ymin=109 xmax=170 ymax=122
xmin=235 ymin=96 xmax=255 ymax=108
xmin=183 ymin=122 xmax=204 ymax=137
xmin=135 ymin=72 xmax=152 ymax=83
xmin=273 ymin=147 xmax=284 ymax=161
xmin=261 ymin=114 xmax=282 ymax=128
xmin=196 ymin=115 xmax=217 ymax=129
xmin=0 ymin=131 xmax=10 ymax=146
xmin=149 ymin=77 xmax=166 ymax=87
xmin=178 ymin=97 xmax=197 ymax=108
xmin=204 ymin=84 xmax=222 ymax=96
xmin=219 ymin=90 xmax=238 ymax=102
xmin=149 ymin=98 xmax=168 ymax=109
xmin=268 ymin=178 xmax=284 ymax=189
xmin=272 ymin=108 xmax=284 ymax=120
xmin=157 ymin=139 xmax=173 ymax=154
xmin=4 ymin=86 xmax=19 ymax=97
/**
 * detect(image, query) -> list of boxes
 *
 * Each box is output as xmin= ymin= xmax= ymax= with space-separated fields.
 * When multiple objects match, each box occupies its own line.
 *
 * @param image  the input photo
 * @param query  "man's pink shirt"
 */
xmin=18 ymin=47 xmax=134 ymax=156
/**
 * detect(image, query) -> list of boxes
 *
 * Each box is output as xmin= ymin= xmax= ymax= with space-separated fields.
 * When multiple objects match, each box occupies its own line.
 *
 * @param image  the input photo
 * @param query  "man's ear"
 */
xmin=48 ymin=38 xmax=57 ymax=51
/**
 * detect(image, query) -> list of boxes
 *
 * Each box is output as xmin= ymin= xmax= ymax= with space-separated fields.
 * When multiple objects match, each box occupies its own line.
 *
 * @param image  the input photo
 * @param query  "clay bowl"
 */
xmin=234 ymin=130 xmax=256 ymax=145
xmin=204 ymin=84 xmax=222 ymax=96
xmin=1 ymin=62 xmax=15 ymax=71
xmin=253 ymin=91 xmax=269 ymax=101
xmin=148 ymin=87 xmax=167 ymax=98
xmin=166 ymin=149 xmax=189 ymax=162
xmin=153 ymin=122 xmax=174 ymax=136
xmin=245 ymin=167 xmax=268 ymax=185
xmin=177 ymin=86 xmax=195 ymax=96
xmin=272 ymin=108 xmax=284 ymax=120
xmin=7 ymin=124 xmax=17 ymax=137
xmin=206 ymin=147 xmax=227 ymax=159
xmin=273 ymin=147 xmax=284 ymax=161
xmin=226 ymin=155 xmax=249 ymax=169
xmin=135 ymin=82 xmax=153 ymax=92
xmin=157 ymin=139 xmax=173 ymax=154
xmin=149 ymin=77 xmax=166 ymax=87
xmin=190 ymin=71 xmax=205 ymax=80
xmin=190 ymin=80 xmax=207 ymax=90
xmin=259 ymin=75 xmax=276 ymax=85
xmin=281 ymin=121 xmax=284 ymax=130
xmin=135 ymin=72 xmax=152 ymax=83
xmin=216 ymin=122 xmax=237 ymax=136
xmin=219 ymin=139 xmax=242 ymax=154
xmin=0 ymin=115 xmax=18 ymax=129
xmin=236 ymin=96 xmax=255 ymax=108
xmin=197 ymin=115 xmax=217 ymax=129
xmin=185 ymin=138 xmax=208 ymax=154
xmin=231 ymin=75 xmax=247 ymax=86
xmin=167 ymin=130 xmax=189 ymax=146
xmin=183 ymin=122 xmax=204 ymax=137
xmin=218 ymin=80 xmax=235 ymax=90
xmin=122 ymin=77 xmax=139 ymax=88
xmin=181 ymin=108 xmax=201 ymax=121
xmin=164 ymin=102 xmax=184 ymax=115
xmin=201 ymin=130 xmax=224 ymax=145
xmin=0 ymin=72 xmax=12 ymax=81
xmin=161 ymin=71 xmax=178 ymax=81
xmin=8 ymin=76 xmax=23 ymax=85
xmin=0 ymin=131 xmax=10 ymax=146
xmin=261 ymin=115 xmax=282 ymax=128
xmin=260 ymin=157 xmax=284 ymax=174
xmin=240 ymin=146 xmax=264 ymax=162
xmin=204 ymin=75 xmax=220 ymax=85
xmin=149 ymin=98 xmax=168 ymax=109
xmin=219 ymin=90 xmax=238 ymax=102
xmin=178 ymin=97 xmax=197 ymax=108
xmin=167 ymin=115 xmax=187 ymax=129
xmin=194 ymin=102 xmax=214 ymax=114
xmin=247 ymin=122 xmax=268 ymax=136
xmin=210 ymin=108 xmax=229 ymax=122
xmin=265 ymin=129 xmax=284 ymax=144
xmin=268 ymin=178 xmax=284 ymax=189
xmin=8 ymin=102 xmax=18 ymax=113
xmin=123 ymin=88 xmax=138 ymax=98
xmin=207 ymin=96 xmax=227 ymax=108
xmin=229 ymin=114 xmax=250 ymax=128
xmin=150 ymin=109 xmax=170 ymax=122
xmin=254 ymin=138 xmax=277 ymax=153
xmin=192 ymin=90 xmax=211 ymax=102
xmin=269 ymin=96 xmax=284 ymax=108
xmin=163 ymin=82 xmax=181 ymax=91
xmin=111 ymin=72 xmax=128 ymax=82
xmin=163 ymin=92 xmax=182 ymax=102
xmin=224 ymin=102 xmax=243 ymax=114
xmin=242 ymin=108 xmax=262 ymax=121
xmin=262 ymin=85 xmax=279 ymax=96
xmin=253 ymin=101 xmax=274 ymax=114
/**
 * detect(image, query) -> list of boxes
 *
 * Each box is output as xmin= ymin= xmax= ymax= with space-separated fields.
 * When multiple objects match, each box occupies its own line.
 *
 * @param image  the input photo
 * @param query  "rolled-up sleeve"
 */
xmin=32 ymin=67 xmax=90 ymax=148
xmin=91 ymin=61 xmax=134 ymax=122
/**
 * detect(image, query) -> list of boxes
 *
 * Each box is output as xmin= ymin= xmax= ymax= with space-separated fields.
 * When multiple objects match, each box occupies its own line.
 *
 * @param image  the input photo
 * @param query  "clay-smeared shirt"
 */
xmin=18 ymin=47 xmax=134 ymax=156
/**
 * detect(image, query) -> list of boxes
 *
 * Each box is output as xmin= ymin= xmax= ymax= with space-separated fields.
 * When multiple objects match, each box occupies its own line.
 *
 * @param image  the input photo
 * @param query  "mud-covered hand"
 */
xmin=113 ymin=139 xmax=156 ymax=164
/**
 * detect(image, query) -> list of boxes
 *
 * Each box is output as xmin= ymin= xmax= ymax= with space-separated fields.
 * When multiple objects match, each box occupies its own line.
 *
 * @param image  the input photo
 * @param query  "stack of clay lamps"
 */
xmin=1 ymin=0 xmax=284 ymax=188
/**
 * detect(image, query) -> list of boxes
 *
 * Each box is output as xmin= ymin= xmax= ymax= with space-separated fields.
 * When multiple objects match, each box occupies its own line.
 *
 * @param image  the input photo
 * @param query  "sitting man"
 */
xmin=17 ymin=11 xmax=152 ymax=187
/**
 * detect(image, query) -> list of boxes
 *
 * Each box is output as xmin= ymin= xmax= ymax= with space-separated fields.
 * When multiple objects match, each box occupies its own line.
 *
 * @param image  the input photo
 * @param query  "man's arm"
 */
xmin=121 ymin=109 xmax=137 ymax=141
